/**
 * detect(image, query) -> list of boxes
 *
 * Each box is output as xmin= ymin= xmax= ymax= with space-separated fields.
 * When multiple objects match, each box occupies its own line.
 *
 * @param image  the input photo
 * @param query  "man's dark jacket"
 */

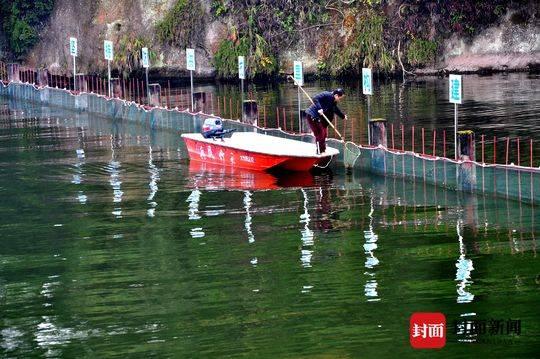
xmin=306 ymin=91 xmax=345 ymax=127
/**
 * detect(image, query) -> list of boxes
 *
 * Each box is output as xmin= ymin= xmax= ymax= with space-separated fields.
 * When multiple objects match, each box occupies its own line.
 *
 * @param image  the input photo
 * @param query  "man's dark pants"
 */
xmin=306 ymin=114 xmax=328 ymax=153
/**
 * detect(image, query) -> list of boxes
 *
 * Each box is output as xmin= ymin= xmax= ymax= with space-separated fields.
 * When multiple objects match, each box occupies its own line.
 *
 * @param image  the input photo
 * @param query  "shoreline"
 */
xmin=134 ymin=65 xmax=539 ymax=85
xmin=131 ymin=51 xmax=540 ymax=83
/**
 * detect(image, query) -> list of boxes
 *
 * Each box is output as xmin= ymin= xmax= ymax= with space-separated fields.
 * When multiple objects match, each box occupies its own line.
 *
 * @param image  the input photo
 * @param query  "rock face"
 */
xmin=28 ymin=0 xmax=169 ymax=73
xmin=27 ymin=0 xmax=217 ymax=76
xmin=17 ymin=0 xmax=540 ymax=77
xmin=424 ymin=8 xmax=540 ymax=73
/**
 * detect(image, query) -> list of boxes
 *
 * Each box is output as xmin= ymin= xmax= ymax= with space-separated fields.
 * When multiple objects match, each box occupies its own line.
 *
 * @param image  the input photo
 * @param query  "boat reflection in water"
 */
xmin=187 ymin=161 xmax=317 ymax=191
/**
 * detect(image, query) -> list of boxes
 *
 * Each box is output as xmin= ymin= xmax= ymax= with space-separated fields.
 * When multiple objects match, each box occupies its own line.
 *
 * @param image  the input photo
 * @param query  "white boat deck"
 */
xmin=182 ymin=132 xmax=339 ymax=158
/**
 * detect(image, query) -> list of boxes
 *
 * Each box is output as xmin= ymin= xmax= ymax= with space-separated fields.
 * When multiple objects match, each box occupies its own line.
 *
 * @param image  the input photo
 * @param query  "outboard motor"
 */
xmin=202 ymin=118 xmax=235 ymax=140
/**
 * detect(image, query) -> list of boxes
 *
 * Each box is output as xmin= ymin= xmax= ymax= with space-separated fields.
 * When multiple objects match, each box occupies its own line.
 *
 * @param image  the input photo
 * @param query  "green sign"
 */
xmin=141 ymin=47 xmax=149 ymax=68
xmin=69 ymin=37 xmax=77 ymax=57
xmin=238 ymin=56 xmax=245 ymax=80
xmin=104 ymin=40 xmax=114 ymax=61
xmin=293 ymin=61 xmax=303 ymax=86
xmin=449 ymin=74 xmax=462 ymax=104
xmin=186 ymin=48 xmax=195 ymax=71
xmin=362 ymin=68 xmax=372 ymax=95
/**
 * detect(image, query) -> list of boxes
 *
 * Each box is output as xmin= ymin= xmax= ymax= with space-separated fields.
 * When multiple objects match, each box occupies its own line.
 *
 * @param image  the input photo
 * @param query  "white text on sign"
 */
xmin=142 ymin=47 xmax=149 ymax=68
xmin=362 ymin=68 xmax=373 ymax=95
xmin=449 ymin=74 xmax=462 ymax=104
xmin=293 ymin=61 xmax=303 ymax=86
xmin=104 ymin=40 xmax=114 ymax=61
xmin=69 ymin=37 xmax=77 ymax=57
xmin=186 ymin=48 xmax=196 ymax=71
xmin=238 ymin=56 xmax=245 ymax=80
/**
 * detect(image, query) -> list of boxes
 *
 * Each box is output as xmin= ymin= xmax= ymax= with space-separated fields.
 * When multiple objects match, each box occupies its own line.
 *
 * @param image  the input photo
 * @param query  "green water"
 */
xmin=0 ymin=98 xmax=539 ymax=357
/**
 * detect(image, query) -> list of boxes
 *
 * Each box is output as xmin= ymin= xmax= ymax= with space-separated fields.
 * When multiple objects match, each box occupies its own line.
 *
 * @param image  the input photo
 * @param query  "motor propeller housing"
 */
xmin=202 ymin=118 xmax=235 ymax=140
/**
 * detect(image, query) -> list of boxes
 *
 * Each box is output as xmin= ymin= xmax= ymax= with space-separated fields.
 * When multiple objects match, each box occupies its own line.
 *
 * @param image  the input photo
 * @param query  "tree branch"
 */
xmin=397 ymin=40 xmax=415 ymax=80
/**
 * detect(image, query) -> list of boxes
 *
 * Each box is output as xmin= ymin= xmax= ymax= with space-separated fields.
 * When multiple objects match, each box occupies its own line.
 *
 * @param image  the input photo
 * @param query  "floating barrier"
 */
xmin=0 ymin=76 xmax=538 ymax=204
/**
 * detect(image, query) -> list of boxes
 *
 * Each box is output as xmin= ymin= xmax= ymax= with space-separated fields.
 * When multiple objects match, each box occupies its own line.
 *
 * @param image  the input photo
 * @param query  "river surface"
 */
xmin=0 ymin=73 xmax=539 ymax=357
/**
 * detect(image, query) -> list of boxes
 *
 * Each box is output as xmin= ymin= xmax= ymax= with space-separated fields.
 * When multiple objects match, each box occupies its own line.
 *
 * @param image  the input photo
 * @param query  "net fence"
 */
xmin=1 ymin=81 xmax=538 ymax=203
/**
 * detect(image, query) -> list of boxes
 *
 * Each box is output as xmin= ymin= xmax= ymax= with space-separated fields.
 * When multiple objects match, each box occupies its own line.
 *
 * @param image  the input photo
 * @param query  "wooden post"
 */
xmin=368 ymin=119 xmax=388 ymax=147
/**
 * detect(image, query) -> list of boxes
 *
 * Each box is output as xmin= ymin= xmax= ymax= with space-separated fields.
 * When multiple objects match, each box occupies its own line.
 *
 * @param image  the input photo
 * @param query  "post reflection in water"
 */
xmin=455 ymin=218 xmax=475 ymax=304
xmin=108 ymin=134 xmax=123 ymax=218
xmin=244 ymin=190 xmax=257 ymax=267
xmin=299 ymin=188 xmax=314 ymax=268
xmin=243 ymin=191 xmax=255 ymax=244
xmin=186 ymin=188 xmax=204 ymax=238
xmin=72 ymin=127 xmax=87 ymax=204
xmin=363 ymin=196 xmax=380 ymax=302
xmin=147 ymin=145 xmax=161 ymax=218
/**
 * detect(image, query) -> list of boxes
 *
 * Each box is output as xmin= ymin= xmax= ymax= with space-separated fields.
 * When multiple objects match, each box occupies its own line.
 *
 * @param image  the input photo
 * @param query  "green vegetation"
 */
xmin=1 ymin=0 xmax=517 ymax=76
xmin=116 ymin=35 xmax=156 ymax=75
xmin=212 ymin=5 xmax=278 ymax=79
xmin=406 ymin=39 xmax=437 ymax=67
xmin=208 ymin=0 xmax=511 ymax=77
xmin=355 ymin=13 xmax=394 ymax=71
xmin=210 ymin=0 xmax=228 ymax=18
xmin=213 ymin=31 xmax=277 ymax=79
xmin=0 ymin=0 xmax=55 ymax=58
xmin=213 ymin=35 xmax=249 ymax=78
xmin=155 ymin=0 xmax=205 ymax=48
xmin=321 ymin=10 xmax=395 ymax=76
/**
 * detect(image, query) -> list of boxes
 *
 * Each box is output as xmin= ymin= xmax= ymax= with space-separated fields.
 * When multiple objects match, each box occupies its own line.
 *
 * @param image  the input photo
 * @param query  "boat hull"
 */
xmin=183 ymin=137 xmax=291 ymax=171
xmin=182 ymin=133 xmax=336 ymax=172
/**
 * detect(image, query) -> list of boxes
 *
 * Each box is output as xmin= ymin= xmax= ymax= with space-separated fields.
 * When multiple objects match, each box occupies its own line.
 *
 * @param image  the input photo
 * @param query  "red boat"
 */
xmin=181 ymin=132 xmax=339 ymax=171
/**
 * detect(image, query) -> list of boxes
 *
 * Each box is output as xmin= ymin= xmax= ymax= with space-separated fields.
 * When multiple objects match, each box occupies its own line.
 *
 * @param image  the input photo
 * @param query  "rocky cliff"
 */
xmin=2 ymin=0 xmax=539 ymax=78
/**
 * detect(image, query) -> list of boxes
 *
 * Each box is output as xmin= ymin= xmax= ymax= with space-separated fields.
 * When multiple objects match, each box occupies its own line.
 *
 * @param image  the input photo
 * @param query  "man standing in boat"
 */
xmin=305 ymin=88 xmax=347 ymax=154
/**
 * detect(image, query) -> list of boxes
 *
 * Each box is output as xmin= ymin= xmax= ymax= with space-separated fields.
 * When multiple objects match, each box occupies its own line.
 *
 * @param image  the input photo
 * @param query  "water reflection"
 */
xmin=455 ymin=218 xmax=475 ymax=304
xmin=187 ymin=161 xmax=279 ymax=191
xmin=186 ymin=189 xmax=204 ymax=238
xmin=243 ymin=191 xmax=255 ymax=244
xmin=147 ymin=146 xmax=161 ymax=218
xmin=108 ymin=134 xmax=123 ymax=218
xmin=314 ymin=186 xmax=333 ymax=232
xmin=363 ymin=196 xmax=380 ymax=302
xmin=1 ymin=95 xmax=540 ymax=357
xmin=187 ymin=161 xmax=316 ymax=191
xmin=71 ymin=128 xmax=87 ymax=204
xmin=299 ymin=188 xmax=313 ymax=268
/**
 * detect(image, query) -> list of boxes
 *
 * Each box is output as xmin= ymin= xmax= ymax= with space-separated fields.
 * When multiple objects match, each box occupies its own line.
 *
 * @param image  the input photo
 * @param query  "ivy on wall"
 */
xmin=0 ymin=0 xmax=55 ymax=58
